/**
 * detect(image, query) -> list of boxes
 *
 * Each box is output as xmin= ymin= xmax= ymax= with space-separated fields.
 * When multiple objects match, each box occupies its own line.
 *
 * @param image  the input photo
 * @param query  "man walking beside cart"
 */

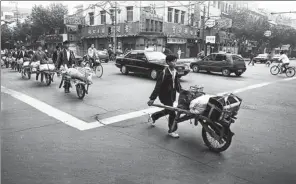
xmin=57 ymin=40 xmax=76 ymax=93
xmin=147 ymin=54 xmax=182 ymax=138
xmin=32 ymin=46 xmax=48 ymax=82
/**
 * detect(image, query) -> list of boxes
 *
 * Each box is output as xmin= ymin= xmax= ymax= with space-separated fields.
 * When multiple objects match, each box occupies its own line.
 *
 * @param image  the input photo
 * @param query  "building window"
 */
xmin=218 ymin=1 xmax=221 ymax=9
xmin=100 ymin=11 xmax=106 ymax=24
xmin=126 ymin=6 xmax=133 ymax=22
xmin=168 ymin=8 xmax=173 ymax=22
xmin=229 ymin=5 xmax=231 ymax=12
xmin=181 ymin=11 xmax=185 ymax=24
xmin=213 ymin=1 xmax=217 ymax=8
xmin=225 ymin=3 xmax=228 ymax=12
xmin=190 ymin=13 xmax=194 ymax=26
xmin=174 ymin=9 xmax=179 ymax=23
xmin=89 ymin=12 xmax=94 ymax=25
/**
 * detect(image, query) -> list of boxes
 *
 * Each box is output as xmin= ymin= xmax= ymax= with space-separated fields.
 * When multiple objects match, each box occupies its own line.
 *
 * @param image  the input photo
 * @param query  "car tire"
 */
xmin=105 ymin=59 xmax=109 ymax=63
xmin=192 ymin=65 xmax=200 ymax=73
xmin=222 ymin=68 xmax=231 ymax=76
xmin=235 ymin=72 xmax=242 ymax=77
xmin=121 ymin=65 xmax=129 ymax=75
xmin=150 ymin=69 xmax=158 ymax=80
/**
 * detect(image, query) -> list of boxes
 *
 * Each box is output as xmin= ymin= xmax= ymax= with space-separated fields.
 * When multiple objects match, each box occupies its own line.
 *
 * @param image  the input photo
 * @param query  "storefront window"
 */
xmin=190 ymin=13 xmax=194 ymax=26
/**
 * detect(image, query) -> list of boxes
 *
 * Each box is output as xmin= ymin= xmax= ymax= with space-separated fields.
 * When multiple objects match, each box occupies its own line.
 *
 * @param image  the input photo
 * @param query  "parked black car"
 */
xmin=115 ymin=50 xmax=190 ymax=80
xmin=190 ymin=52 xmax=246 ymax=77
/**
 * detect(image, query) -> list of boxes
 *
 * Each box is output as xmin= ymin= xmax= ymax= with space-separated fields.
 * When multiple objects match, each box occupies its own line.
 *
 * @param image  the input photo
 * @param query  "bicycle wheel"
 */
xmin=285 ymin=67 xmax=296 ymax=78
xmin=94 ymin=64 xmax=103 ymax=78
xmin=270 ymin=65 xmax=280 ymax=75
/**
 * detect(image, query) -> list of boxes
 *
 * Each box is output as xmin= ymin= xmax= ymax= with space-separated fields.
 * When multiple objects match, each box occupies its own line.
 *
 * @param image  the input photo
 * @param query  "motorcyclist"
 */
xmin=32 ymin=46 xmax=48 ymax=82
xmin=57 ymin=40 xmax=76 ymax=93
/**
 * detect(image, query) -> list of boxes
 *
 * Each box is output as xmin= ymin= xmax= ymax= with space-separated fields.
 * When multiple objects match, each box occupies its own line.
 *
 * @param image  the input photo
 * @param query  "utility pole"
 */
xmin=113 ymin=1 xmax=117 ymax=54
xmin=202 ymin=5 xmax=206 ymax=54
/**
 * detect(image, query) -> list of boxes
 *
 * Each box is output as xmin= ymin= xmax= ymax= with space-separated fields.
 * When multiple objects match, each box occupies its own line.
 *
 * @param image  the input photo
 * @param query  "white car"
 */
xmin=253 ymin=54 xmax=268 ymax=63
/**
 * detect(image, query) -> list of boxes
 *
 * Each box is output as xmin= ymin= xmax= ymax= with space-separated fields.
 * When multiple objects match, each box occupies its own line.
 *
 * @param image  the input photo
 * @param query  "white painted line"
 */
xmin=89 ymin=77 xmax=296 ymax=129
xmin=83 ymin=107 xmax=162 ymax=130
xmin=1 ymin=86 xmax=91 ymax=131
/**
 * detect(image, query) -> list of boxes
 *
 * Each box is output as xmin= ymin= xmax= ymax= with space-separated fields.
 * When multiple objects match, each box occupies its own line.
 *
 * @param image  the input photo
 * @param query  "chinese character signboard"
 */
xmin=206 ymin=36 xmax=216 ymax=44
xmin=163 ymin=23 xmax=198 ymax=38
xmin=45 ymin=35 xmax=63 ymax=43
xmin=64 ymin=15 xmax=84 ymax=25
xmin=167 ymin=38 xmax=186 ymax=44
xmin=81 ymin=22 xmax=140 ymax=38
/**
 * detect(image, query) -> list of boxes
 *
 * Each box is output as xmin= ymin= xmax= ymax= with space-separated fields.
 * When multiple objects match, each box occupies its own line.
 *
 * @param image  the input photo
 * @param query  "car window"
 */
xmin=137 ymin=53 xmax=147 ymax=61
xmin=125 ymin=53 xmax=137 ymax=59
xmin=215 ymin=54 xmax=227 ymax=61
xmin=204 ymin=54 xmax=215 ymax=61
xmin=232 ymin=55 xmax=242 ymax=61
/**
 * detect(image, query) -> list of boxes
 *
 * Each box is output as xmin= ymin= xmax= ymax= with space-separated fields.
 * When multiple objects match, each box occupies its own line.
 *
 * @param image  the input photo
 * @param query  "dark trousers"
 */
xmin=36 ymin=73 xmax=44 ymax=82
xmin=151 ymin=100 xmax=177 ymax=133
xmin=281 ymin=63 xmax=289 ymax=72
xmin=248 ymin=58 xmax=254 ymax=65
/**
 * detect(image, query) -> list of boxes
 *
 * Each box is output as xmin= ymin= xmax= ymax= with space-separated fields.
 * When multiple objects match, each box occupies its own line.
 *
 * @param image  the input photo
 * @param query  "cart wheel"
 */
xmin=45 ymin=74 xmax=52 ymax=86
xmin=94 ymin=65 xmax=103 ymax=78
xmin=76 ymin=83 xmax=86 ymax=99
xmin=201 ymin=123 xmax=232 ymax=153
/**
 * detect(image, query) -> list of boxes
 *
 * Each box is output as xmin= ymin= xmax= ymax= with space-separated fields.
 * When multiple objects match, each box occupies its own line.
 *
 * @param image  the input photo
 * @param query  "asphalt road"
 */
xmin=1 ymin=61 xmax=296 ymax=184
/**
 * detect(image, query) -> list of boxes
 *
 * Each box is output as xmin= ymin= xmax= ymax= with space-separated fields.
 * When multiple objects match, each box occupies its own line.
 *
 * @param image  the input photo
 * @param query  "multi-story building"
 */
xmin=76 ymin=1 xmax=200 ymax=58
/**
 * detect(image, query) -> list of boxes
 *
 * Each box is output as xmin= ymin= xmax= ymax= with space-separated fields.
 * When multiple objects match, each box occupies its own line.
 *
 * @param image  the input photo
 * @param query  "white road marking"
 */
xmin=2 ymin=77 xmax=296 ymax=131
xmin=88 ymin=77 xmax=296 ymax=129
xmin=1 ymin=86 xmax=90 ymax=131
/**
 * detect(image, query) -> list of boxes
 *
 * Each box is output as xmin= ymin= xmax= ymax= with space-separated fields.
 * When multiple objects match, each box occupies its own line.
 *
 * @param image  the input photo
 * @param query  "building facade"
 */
xmin=77 ymin=1 xmax=200 ymax=58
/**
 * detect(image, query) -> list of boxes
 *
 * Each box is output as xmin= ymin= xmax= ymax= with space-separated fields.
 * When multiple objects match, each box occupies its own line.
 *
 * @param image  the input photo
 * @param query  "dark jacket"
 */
xmin=12 ymin=51 xmax=18 ymax=58
xmin=32 ymin=51 xmax=48 ymax=63
xmin=52 ymin=50 xmax=60 ymax=63
xmin=17 ymin=50 xmax=30 ymax=59
xmin=57 ymin=49 xmax=76 ymax=69
xmin=150 ymin=68 xmax=182 ymax=105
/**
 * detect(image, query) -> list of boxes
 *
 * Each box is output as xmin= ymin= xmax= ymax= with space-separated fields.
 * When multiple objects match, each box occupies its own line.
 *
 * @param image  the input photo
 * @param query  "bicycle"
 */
xmin=270 ymin=63 xmax=296 ymax=77
xmin=81 ymin=58 xmax=103 ymax=78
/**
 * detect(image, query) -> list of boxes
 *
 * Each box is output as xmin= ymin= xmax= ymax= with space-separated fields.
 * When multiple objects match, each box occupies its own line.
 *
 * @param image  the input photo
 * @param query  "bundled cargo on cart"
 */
xmin=39 ymin=60 xmax=55 ymax=71
xmin=30 ymin=60 xmax=40 ymax=72
xmin=189 ymin=92 xmax=242 ymax=122
xmin=17 ymin=58 xmax=24 ymax=65
xmin=65 ymin=67 xmax=93 ymax=84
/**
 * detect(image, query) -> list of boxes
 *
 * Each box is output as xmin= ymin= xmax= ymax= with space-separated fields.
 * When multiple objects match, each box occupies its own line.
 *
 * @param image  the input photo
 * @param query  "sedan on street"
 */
xmin=190 ymin=53 xmax=247 ymax=77
xmin=115 ymin=50 xmax=190 ymax=80
xmin=253 ymin=54 xmax=268 ymax=63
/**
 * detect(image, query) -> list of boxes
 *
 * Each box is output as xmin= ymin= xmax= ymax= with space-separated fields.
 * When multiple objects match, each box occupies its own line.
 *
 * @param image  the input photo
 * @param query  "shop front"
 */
xmin=44 ymin=34 xmax=63 ymax=54
xmin=163 ymin=23 xmax=199 ymax=58
xmin=81 ymin=22 xmax=142 ymax=54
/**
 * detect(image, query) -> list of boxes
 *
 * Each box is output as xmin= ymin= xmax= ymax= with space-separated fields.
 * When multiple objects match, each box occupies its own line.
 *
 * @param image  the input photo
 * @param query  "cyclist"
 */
xmin=278 ymin=51 xmax=290 ymax=73
xmin=88 ymin=44 xmax=97 ymax=67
